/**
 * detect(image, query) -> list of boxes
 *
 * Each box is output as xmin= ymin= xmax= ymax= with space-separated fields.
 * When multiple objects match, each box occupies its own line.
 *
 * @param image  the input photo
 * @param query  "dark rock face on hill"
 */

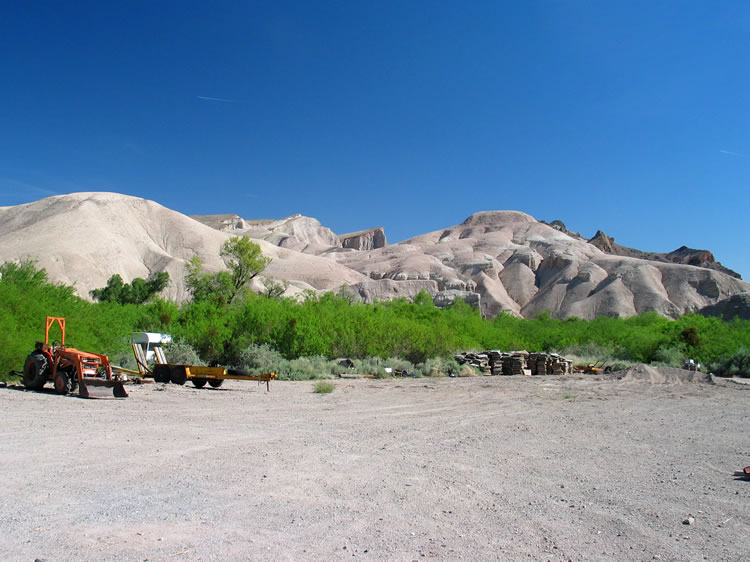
xmin=584 ymin=230 xmax=740 ymax=279
xmin=699 ymin=293 xmax=750 ymax=321
xmin=1 ymin=193 xmax=748 ymax=320
xmin=339 ymin=227 xmax=387 ymax=251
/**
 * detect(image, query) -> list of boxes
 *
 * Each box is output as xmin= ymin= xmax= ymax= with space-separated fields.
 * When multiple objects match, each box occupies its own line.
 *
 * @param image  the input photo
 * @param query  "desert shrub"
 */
xmin=562 ymin=342 xmax=618 ymax=363
xmin=417 ymin=357 xmax=461 ymax=377
xmin=354 ymin=356 xmax=418 ymax=378
xmin=283 ymin=356 xmax=333 ymax=381
xmin=313 ymin=381 xmax=335 ymax=393
xmin=458 ymin=364 xmax=481 ymax=377
xmin=236 ymin=343 xmax=286 ymax=373
xmin=651 ymin=345 xmax=685 ymax=367
xmin=330 ymin=360 xmax=355 ymax=376
xmin=111 ymin=351 xmax=139 ymax=372
xmin=709 ymin=346 xmax=750 ymax=377
xmin=163 ymin=340 xmax=204 ymax=366
xmin=356 ymin=357 xmax=389 ymax=378
xmin=235 ymin=345 xmax=335 ymax=380
xmin=385 ymin=356 xmax=418 ymax=376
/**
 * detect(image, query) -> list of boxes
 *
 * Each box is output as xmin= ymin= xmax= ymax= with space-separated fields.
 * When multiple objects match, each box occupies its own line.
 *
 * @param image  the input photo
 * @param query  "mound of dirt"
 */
xmin=614 ymin=364 xmax=714 ymax=384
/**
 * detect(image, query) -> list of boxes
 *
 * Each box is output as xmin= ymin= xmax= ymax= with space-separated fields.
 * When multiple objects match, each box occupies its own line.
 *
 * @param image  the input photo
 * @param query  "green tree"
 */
xmin=221 ymin=236 xmax=271 ymax=302
xmin=263 ymin=278 xmax=288 ymax=299
xmin=184 ymin=256 xmax=235 ymax=305
xmin=185 ymin=237 xmax=271 ymax=305
xmin=90 ymin=272 xmax=170 ymax=305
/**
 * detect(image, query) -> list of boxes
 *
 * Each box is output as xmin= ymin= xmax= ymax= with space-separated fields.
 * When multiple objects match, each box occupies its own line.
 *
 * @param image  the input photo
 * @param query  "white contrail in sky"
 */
xmin=197 ymin=95 xmax=237 ymax=103
xmin=720 ymin=149 xmax=749 ymax=158
xmin=2 ymin=178 xmax=58 ymax=196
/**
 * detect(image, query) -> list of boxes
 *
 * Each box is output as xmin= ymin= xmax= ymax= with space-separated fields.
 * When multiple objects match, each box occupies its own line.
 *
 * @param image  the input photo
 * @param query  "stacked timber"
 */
xmin=511 ymin=351 xmax=528 ymax=375
xmin=488 ymin=351 xmax=504 ymax=375
xmin=457 ymin=350 xmax=574 ymax=376
xmin=528 ymin=352 xmax=549 ymax=375
xmin=454 ymin=352 xmax=491 ymax=374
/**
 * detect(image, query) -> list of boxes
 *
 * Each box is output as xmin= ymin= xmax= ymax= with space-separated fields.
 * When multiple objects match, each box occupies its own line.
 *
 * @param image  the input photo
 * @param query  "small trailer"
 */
xmin=131 ymin=338 xmax=277 ymax=390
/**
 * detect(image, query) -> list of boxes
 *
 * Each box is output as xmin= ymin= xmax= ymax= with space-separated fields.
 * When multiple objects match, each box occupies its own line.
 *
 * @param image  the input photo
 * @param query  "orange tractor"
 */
xmin=22 ymin=317 xmax=127 ymax=399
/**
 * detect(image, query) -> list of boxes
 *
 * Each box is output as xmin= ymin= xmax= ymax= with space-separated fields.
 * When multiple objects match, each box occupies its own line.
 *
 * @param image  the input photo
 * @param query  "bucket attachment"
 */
xmin=78 ymin=376 xmax=128 ymax=399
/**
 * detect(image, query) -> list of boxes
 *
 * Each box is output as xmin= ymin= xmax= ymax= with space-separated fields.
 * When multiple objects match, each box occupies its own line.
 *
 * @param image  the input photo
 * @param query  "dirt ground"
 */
xmin=1 ymin=367 xmax=749 ymax=561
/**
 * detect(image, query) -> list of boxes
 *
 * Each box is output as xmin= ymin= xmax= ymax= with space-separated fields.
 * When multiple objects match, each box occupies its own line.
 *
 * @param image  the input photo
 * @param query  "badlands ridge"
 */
xmin=1 ymin=192 xmax=748 ymax=320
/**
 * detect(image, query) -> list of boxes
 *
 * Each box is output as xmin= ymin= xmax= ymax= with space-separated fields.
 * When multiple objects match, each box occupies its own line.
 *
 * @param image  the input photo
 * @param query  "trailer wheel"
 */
xmin=192 ymin=378 xmax=207 ymax=388
xmin=23 ymin=352 xmax=48 ymax=390
xmin=54 ymin=371 xmax=72 ymax=395
xmin=152 ymin=364 xmax=171 ymax=383
xmin=170 ymin=366 xmax=187 ymax=385
xmin=208 ymin=379 xmax=224 ymax=388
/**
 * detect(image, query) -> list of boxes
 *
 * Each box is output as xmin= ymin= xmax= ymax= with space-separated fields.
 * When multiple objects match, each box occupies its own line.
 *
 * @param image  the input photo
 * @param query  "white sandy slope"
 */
xmin=1 ymin=193 xmax=748 ymax=318
xmin=0 ymin=193 xmax=366 ymax=301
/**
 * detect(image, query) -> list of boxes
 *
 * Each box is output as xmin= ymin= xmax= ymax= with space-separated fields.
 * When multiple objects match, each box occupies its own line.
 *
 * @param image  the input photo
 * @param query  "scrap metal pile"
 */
xmin=454 ymin=350 xmax=574 ymax=376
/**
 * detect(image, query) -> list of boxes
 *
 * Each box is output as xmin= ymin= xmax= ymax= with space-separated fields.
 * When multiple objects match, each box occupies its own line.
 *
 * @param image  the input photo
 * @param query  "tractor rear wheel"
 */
xmin=23 ymin=352 xmax=49 ymax=390
xmin=208 ymin=379 xmax=224 ymax=388
xmin=54 ymin=371 xmax=72 ymax=395
xmin=192 ymin=378 xmax=207 ymax=388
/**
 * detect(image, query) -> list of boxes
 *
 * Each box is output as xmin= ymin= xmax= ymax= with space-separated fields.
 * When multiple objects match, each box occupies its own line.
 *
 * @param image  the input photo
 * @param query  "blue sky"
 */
xmin=2 ymin=1 xmax=749 ymax=278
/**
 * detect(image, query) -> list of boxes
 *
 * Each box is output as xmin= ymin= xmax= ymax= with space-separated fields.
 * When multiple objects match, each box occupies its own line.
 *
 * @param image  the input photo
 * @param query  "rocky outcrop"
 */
xmin=666 ymin=246 xmax=739 ymax=278
xmin=190 ymin=213 xmax=249 ymax=232
xmin=339 ymin=227 xmax=387 ymax=251
xmin=698 ymin=293 xmax=750 ymax=321
xmin=193 ymin=213 xmax=341 ymax=253
xmin=541 ymin=219 xmax=585 ymax=240
xmin=581 ymin=229 xmax=740 ymax=279
xmin=588 ymin=230 xmax=616 ymax=253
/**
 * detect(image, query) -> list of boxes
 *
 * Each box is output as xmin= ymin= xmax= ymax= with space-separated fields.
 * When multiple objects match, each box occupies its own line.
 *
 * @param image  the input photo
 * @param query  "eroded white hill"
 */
xmin=2 ymin=193 xmax=748 ymax=319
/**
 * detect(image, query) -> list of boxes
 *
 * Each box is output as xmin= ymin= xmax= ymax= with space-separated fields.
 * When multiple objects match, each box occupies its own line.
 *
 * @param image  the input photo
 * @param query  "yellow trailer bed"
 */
xmin=133 ymin=343 xmax=277 ymax=390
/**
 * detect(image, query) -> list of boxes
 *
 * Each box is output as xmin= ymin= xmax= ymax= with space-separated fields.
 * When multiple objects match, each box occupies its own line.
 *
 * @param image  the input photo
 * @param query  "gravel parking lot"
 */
xmin=1 ymin=369 xmax=749 ymax=560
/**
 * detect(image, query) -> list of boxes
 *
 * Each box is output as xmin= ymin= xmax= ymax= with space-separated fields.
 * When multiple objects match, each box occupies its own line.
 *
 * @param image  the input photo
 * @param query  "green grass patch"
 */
xmin=313 ymin=381 xmax=335 ymax=394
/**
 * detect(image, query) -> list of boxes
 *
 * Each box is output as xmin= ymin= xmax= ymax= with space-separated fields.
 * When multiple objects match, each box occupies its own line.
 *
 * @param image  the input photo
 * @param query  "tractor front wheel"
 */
xmin=23 ymin=352 xmax=49 ymax=390
xmin=54 ymin=371 xmax=72 ymax=395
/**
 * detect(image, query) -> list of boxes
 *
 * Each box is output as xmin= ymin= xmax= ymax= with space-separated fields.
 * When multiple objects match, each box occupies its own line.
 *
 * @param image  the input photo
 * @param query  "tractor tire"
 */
xmin=192 ymin=378 xmax=207 ymax=388
xmin=170 ymin=366 xmax=187 ymax=386
xmin=23 ymin=352 xmax=49 ymax=390
xmin=54 ymin=371 xmax=72 ymax=395
xmin=208 ymin=379 xmax=224 ymax=388
xmin=227 ymin=368 xmax=249 ymax=377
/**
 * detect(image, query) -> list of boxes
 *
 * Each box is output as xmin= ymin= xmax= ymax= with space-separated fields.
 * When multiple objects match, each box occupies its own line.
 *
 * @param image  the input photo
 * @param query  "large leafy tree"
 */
xmin=185 ymin=236 xmax=271 ymax=304
xmin=221 ymin=236 xmax=271 ymax=298
xmin=90 ymin=272 xmax=170 ymax=305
